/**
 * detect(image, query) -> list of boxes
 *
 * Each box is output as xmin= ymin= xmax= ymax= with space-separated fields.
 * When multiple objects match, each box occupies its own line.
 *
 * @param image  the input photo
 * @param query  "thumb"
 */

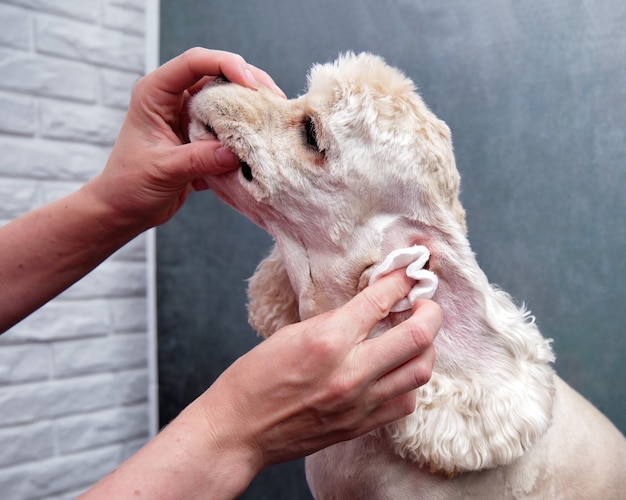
xmin=336 ymin=269 xmax=414 ymax=342
xmin=172 ymin=140 xmax=240 ymax=188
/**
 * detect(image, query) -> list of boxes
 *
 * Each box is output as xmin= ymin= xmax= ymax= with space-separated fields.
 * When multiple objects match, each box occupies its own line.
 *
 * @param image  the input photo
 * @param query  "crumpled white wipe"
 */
xmin=368 ymin=245 xmax=438 ymax=313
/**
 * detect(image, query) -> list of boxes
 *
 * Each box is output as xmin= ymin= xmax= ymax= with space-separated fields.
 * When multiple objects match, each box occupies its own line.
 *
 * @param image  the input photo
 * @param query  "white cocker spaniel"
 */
xmin=189 ymin=52 xmax=626 ymax=499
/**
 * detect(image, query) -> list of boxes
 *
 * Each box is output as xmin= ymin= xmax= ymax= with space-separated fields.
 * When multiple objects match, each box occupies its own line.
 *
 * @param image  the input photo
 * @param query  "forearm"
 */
xmin=79 ymin=401 xmax=258 ymax=500
xmin=0 ymin=181 xmax=143 ymax=333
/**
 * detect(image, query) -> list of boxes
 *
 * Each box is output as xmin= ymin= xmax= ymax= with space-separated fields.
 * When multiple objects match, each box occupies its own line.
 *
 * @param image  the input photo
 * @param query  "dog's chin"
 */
xmin=199 ymin=165 xmax=274 ymax=234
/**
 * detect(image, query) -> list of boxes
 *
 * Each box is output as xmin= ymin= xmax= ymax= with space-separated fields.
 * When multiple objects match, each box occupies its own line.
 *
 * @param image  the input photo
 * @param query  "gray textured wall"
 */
xmin=158 ymin=1 xmax=626 ymax=498
xmin=0 ymin=1 xmax=151 ymax=497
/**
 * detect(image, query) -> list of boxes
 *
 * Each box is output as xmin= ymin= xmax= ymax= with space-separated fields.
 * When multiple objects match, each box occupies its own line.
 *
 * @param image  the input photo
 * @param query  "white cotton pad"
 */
xmin=368 ymin=245 xmax=439 ymax=312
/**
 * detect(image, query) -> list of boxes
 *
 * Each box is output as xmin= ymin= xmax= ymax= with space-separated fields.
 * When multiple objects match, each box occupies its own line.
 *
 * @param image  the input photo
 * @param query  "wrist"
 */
xmin=78 ymin=175 xmax=151 ymax=241
xmin=174 ymin=401 xmax=261 ymax=499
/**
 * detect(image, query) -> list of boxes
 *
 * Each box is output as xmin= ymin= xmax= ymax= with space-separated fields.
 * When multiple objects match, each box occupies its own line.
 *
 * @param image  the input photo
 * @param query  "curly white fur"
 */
xmin=189 ymin=52 xmax=626 ymax=498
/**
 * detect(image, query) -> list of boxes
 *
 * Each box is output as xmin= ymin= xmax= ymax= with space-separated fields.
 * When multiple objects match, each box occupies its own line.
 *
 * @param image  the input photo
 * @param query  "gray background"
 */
xmin=158 ymin=1 xmax=626 ymax=498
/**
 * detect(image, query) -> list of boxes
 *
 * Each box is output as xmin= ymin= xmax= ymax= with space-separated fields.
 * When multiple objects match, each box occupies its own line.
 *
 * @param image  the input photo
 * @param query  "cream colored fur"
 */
xmin=189 ymin=53 xmax=626 ymax=498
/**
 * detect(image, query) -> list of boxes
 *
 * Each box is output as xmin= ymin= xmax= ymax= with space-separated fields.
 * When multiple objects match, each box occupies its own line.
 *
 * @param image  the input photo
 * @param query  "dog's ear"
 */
xmin=375 ymin=217 xmax=556 ymax=475
xmin=247 ymin=244 xmax=300 ymax=338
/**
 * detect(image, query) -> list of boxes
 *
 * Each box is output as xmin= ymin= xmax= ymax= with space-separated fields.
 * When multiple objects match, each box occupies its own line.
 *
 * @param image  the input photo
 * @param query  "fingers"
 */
xmin=363 ymin=299 xmax=442 ymax=381
xmin=329 ymin=390 xmax=419 ymax=444
xmin=148 ymin=47 xmax=285 ymax=99
xmin=170 ymin=140 xmax=240 ymax=187
xmin=351 ymin=299 xmax=441 ymax=420
xmin=149 ymin=48 xmax=247 ymax=94
xmin=359 ymin=391 xmax=418 ymax=434
xmin=369 ymin=342 xmax=436 ymax=403
xmin=191 ymin=145 xmax=241 ymax=190
xmin=222 ymin=58 xmax=286 ymax=98
xmin=335 ymin=269 xmax=414 ymax=342
xmin=246 ymin=64 xmax=287 ymax=98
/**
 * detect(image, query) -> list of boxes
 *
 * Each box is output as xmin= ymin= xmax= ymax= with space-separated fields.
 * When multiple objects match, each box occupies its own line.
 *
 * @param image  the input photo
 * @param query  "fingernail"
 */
xmin=273 ymin=83 xmax=288 ymax=99
xmin=214 ymin=146 xmax=240 ymax=169
xmin=244 ymin=69 xmax=259 ymax=89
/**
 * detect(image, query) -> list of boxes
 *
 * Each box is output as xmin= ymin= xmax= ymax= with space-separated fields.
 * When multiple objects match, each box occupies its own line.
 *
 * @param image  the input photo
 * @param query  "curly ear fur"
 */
xmin=385 ymin=286 xmax=555 ymax=475
xmin=247 ymin=244 xmax=300 ymax=338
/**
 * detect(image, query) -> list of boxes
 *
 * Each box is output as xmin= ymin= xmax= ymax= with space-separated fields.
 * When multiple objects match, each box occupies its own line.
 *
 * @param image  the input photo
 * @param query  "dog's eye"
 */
xmin=304 ymin=117 xmax=320 ymax=151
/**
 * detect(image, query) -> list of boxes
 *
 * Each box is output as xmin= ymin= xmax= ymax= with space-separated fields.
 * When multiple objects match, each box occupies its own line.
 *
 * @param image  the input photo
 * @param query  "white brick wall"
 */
xmin=0 ymin=1 xmax=155 ymax=498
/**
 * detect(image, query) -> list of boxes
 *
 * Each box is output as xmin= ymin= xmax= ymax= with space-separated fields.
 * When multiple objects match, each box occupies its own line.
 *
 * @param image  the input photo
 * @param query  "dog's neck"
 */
xmin=272 ymin=215 xmax=557 ymax=474
xmin=271 ymin=214 xmax=403 ymax=321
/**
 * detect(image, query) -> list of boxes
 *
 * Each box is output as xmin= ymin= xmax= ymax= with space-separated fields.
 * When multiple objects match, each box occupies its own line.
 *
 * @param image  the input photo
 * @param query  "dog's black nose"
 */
xmin=241 ymin=161 xmax=253 ymax=181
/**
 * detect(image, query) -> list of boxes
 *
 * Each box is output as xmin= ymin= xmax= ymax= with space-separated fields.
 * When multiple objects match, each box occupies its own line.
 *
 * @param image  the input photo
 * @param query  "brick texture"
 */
xmin=0 ymin=1 xmax=152 ymax=497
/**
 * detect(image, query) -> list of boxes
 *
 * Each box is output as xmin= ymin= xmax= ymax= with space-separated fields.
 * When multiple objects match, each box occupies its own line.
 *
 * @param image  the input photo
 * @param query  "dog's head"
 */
xmin=190 ymin=52 xmax=467 ymax=314
xmin=190 ymin=52 xmax=465 ymax=225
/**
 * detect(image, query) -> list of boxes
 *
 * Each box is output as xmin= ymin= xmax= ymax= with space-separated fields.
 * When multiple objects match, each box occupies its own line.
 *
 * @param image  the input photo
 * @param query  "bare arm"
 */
xmin=0 ymin=48 xmax=282 ymax=333
xmin=0 ymin=186 xmax=140 ymax=331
